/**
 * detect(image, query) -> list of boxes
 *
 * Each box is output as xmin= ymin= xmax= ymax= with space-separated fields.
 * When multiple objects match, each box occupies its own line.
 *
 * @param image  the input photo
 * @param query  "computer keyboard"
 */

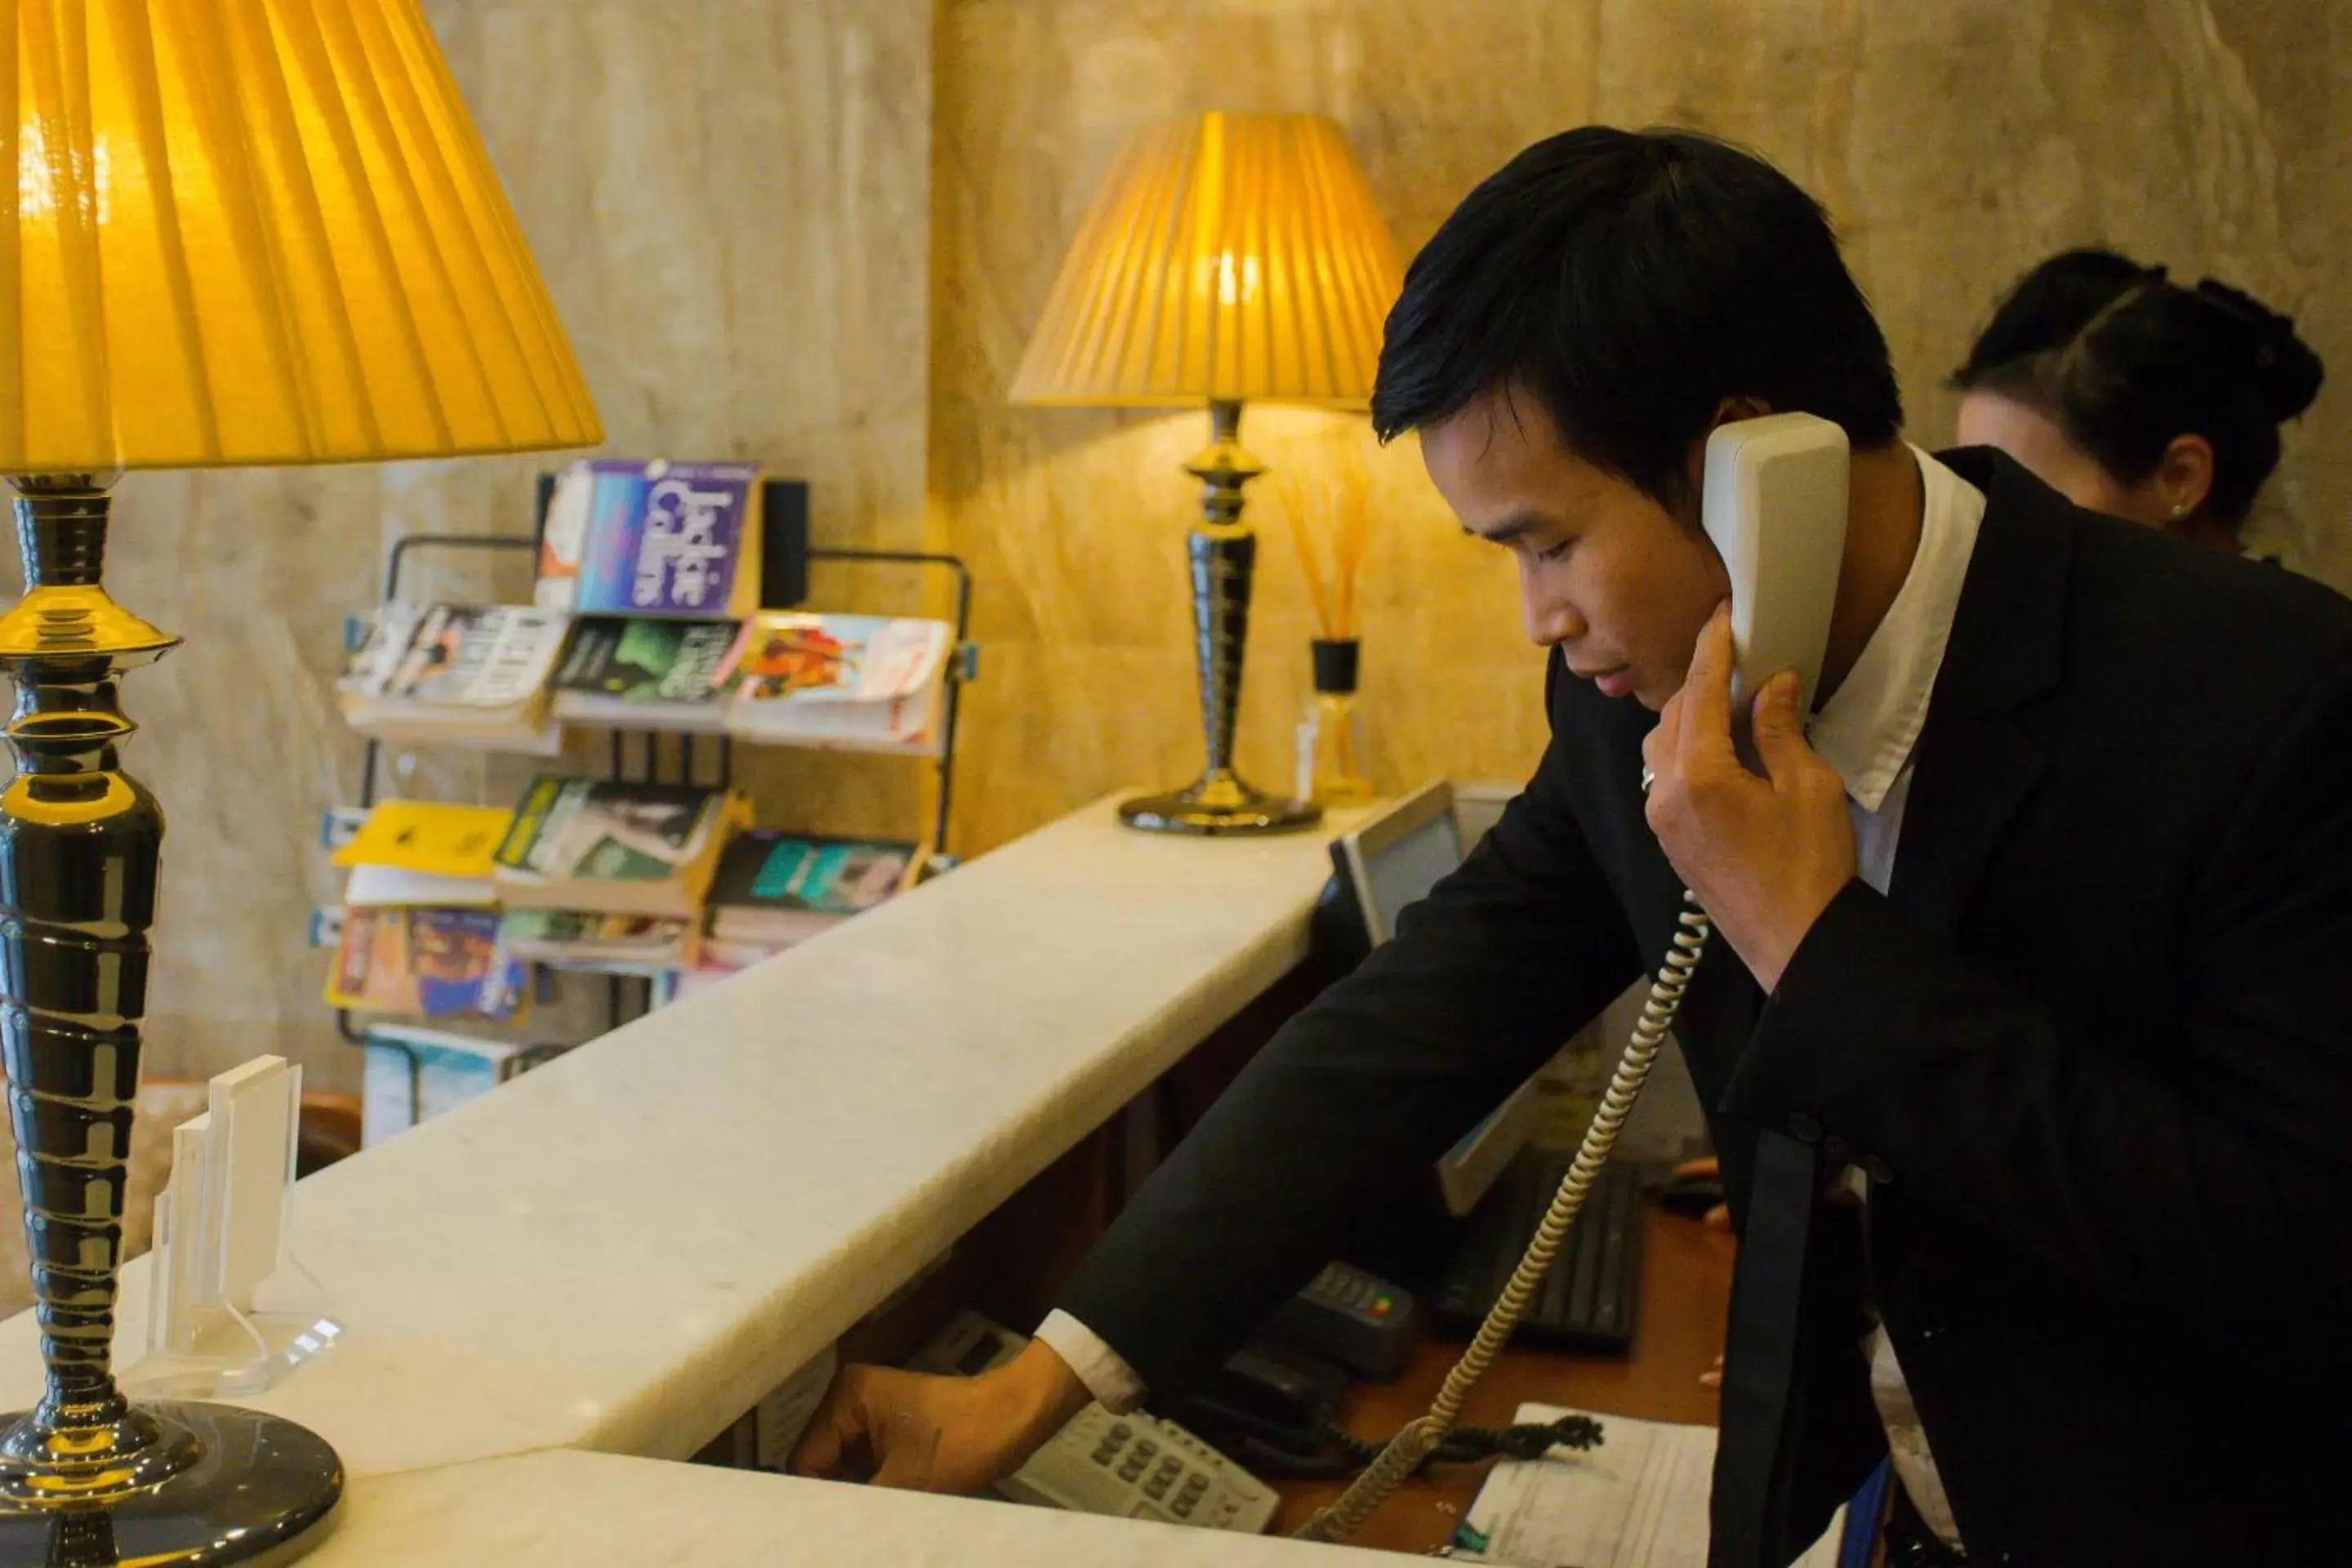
xmin=1432 ymin=1150 xmax=1644 ymax=1355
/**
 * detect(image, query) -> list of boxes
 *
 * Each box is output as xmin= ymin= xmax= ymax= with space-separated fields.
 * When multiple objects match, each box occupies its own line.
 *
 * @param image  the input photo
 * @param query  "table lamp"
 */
xmin=1012 ymin=112 xmax=1401 ymax=834
xmin=0 ymin=3 xmax=599 ymax=1563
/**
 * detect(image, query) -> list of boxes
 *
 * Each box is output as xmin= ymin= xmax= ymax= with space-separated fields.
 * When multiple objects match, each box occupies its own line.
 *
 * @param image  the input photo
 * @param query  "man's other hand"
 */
xmin=787 ymin=1338 xmax=1092 ymax=1494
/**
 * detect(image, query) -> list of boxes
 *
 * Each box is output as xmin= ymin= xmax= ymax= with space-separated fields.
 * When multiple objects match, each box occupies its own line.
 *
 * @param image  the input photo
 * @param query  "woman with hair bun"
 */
xmin=1953 ymin=248 xmax=2324 ymax=551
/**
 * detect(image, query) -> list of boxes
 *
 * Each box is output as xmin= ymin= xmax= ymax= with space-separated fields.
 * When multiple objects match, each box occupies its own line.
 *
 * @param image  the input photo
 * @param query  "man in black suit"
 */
xmin=795 ymin=128 xmax=2352 ymax=1566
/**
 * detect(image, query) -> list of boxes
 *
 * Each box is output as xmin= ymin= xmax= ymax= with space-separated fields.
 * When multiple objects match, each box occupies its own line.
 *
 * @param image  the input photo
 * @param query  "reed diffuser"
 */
xmin=1281 ymin=462 xmax=1375 ymax=806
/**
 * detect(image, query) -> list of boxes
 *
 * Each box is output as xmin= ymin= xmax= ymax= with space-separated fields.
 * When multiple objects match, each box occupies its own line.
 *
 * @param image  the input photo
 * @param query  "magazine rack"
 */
xmin=327 ymin=488 xmax=977 ymax=1130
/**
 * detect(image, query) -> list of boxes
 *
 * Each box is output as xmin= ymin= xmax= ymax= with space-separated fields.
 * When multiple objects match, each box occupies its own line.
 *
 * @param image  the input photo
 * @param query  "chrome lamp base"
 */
xmin=1122 ymin=400 xmax=1321 ymax=838
xmin=0 ymin=475 xmax=342 ymax=1566
xmin=0 ymin=1401 xmax=340 ymax=1566
xmin=1119 ymin=770 xmax=1322 ymax=835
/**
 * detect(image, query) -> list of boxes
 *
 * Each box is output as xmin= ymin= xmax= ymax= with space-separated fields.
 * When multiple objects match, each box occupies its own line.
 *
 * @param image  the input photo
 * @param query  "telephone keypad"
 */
xmin=995 ymin=1401 xmax=1278 ymax=1532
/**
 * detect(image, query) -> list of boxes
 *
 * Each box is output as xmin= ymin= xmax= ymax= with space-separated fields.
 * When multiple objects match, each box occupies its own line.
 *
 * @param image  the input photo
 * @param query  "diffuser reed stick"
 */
xmin=1280 ymin=462 xmax=1371 ymax=640
xmin=1281 ymin=461 xmax=1375 ymax=804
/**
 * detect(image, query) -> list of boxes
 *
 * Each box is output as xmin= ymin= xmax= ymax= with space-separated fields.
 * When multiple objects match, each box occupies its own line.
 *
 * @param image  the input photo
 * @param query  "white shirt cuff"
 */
xmin=1033 ymin=1310 xmax=1147 ymax=1414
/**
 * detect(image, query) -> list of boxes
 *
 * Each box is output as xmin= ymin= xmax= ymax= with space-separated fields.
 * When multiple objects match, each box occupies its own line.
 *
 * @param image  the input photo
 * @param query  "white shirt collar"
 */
xmin=1806 ymin=447 xmax=1987 ymax=813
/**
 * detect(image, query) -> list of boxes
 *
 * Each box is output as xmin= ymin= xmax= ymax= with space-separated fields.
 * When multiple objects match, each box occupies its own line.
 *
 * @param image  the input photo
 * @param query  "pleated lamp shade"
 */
xmin=0 ymin=0 xmax=601 ymax=474
xmin=1011 ymin=112 xmax=1402 ymax=411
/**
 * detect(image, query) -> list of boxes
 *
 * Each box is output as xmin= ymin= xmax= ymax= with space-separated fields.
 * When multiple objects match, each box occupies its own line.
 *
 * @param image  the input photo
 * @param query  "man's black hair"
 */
xmin=1370 ymin=127 xmax=1902 ymax=509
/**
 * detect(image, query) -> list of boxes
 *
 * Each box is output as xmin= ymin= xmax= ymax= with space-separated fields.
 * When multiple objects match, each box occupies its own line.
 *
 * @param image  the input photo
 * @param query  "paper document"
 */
xmin=1450 ymin=1403 xmax=1846 ymax=1568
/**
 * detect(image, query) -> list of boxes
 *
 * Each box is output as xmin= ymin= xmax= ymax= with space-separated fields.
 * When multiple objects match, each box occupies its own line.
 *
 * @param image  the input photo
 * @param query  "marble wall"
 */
xmin=86 ymin=0 xmax=2351 ymax=1089
xmin=935 ymin=0 xmax=2352 ymax=854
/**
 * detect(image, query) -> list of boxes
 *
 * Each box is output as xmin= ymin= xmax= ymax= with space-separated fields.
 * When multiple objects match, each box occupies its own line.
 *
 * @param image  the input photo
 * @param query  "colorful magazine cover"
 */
xmin=710 ymin=833 xmax=915 ymax=915
xmin=555 ymin=617 xmax=740 ymax=705
xmin=326 ymin=907 xmax=527 ymax=1020
xmin=498 ymin=909 xmax=691 ymax=964
xmin=721 ymin=613 xmax=946 ymax=704
xmin=716 ymin=613 xmax=951 ymax=751
xmin=496 ymin=776 xmax=723 ymax=883
xmin=342 ymin=604 xmax=569 ymax=708
xmin=552 ymin=460 xmax=763 ymax=619
xmin=333 ymin=801 xmax=516 ymax=878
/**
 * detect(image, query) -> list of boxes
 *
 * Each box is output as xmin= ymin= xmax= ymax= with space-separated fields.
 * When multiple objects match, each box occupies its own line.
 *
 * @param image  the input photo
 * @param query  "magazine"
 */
xmin=538 ymin=459 xmax=764 ymax=619
xmin=492 ymin=774 xmax=747 ymax=917
xmin=325 ymin=906 xmax=528 ymax=1020
xmin=498 ymin=909 xmax=693 ymax=969
xmin=334 ymin=801 xmax=515 ymax=878
xmin=551 ymin=617 xmax=741 ymax=731
xmin=718 ymin=612 xmax=951 ymax=754
xmin=705 ymin=832 xmax=919 ymax=951
xmin=339 ymin=603 xmax=568 ymax=751
xmin=342 ymin=603 xmax=568 ymax=709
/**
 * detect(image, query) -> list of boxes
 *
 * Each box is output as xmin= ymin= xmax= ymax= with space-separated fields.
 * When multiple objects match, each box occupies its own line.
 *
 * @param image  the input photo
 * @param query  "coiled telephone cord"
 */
xmin=1294 ymin=893 xmax=1714 ymax=1545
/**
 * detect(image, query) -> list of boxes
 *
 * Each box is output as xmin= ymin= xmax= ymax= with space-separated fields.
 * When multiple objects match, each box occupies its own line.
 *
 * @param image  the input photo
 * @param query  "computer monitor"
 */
xmin=1334 ymin=781 xmax=1463 ymax=946
xmin=1327 ymin=782 xmax=1542 ymax=1217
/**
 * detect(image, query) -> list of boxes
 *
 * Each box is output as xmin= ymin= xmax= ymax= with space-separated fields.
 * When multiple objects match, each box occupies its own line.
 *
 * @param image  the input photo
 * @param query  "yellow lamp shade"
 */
xmin=1 ymin=0 xmax=601 ymax=473
xmin=1011 ymin=112 xmax=1402 ymax=411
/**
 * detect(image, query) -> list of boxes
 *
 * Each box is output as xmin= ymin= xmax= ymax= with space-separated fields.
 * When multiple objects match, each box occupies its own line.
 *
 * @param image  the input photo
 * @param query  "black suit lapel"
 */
xmin=1888 ymin=450 xmax=2070 ymax=938
xmin=1711 ymin=450 xmax=2073 ymax=1568
xmin=1891 ymin=724 xmax=2044 ymax=939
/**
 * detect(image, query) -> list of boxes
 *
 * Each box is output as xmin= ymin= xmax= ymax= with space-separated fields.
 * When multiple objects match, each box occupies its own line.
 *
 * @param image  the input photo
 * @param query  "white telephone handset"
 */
xmin=1700 ymin=412 xmax=1852 ymax=760
xmin=1300 ymin=413 xmax=1856 ymax=1545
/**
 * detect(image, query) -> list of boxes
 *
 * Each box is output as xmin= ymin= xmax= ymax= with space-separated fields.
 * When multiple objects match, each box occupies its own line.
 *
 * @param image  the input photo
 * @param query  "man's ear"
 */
xmin=1683 ymin=397 xmax=1777 ymax=497
xmin=2154 ymin=433 xmax=2216 ymax=526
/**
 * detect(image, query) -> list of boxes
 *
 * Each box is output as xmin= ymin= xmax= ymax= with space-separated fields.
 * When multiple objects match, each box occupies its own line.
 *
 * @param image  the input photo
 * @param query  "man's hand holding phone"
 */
xmin=1642 ymin=603 xmax=1857 ymax=992
xmin=788 ymin=1339 xmax=1091 ymax=1494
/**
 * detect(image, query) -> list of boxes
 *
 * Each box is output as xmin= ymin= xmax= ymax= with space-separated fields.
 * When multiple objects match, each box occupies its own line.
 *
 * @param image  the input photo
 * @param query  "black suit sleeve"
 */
xmin=1722 ymin=661 xmax=2352 ymax=1390
xmin=1054 ymin=667 xmax=1645 ymax=1398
